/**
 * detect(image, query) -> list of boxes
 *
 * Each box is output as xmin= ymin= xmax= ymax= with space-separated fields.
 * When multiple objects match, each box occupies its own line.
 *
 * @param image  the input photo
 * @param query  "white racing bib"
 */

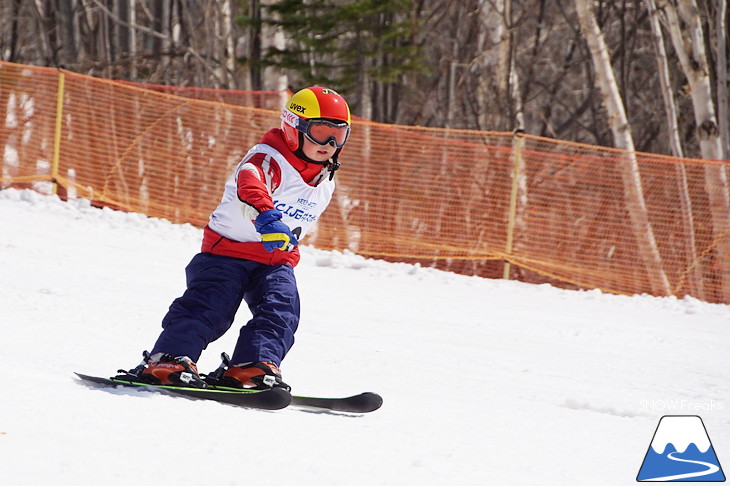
xmin=208 ymin=144 xmax=335 ymax=243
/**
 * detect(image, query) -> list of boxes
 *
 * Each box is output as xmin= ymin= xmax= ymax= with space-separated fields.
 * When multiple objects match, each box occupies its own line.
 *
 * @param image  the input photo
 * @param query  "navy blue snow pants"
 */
xmin=150 ymin=252 xmax=300 ymax=366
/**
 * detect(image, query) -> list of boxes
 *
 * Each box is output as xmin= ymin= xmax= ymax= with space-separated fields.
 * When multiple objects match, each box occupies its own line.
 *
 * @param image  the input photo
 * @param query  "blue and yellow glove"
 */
xmin=254 ymin=209 xmax=298 ymax=252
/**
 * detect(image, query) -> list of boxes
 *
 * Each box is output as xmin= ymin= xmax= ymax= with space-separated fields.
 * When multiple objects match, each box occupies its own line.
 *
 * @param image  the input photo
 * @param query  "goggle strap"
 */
xmin=280 ymin=108 xmax=300 ymax=129
xmin=328 ymin=157 xmax=340 ymax=181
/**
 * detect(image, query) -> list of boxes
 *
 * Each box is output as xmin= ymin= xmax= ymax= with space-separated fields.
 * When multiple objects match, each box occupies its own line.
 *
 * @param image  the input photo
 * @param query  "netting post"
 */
xmin=503 ymin=129 xmax=525 ymax=280
xmin=51 ymin=70 xmax=65 ymax=195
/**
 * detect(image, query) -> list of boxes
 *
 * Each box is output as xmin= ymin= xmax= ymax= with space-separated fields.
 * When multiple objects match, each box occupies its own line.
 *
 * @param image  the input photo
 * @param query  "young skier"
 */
xmin=125 ymin=86 xmax=351 ymax=390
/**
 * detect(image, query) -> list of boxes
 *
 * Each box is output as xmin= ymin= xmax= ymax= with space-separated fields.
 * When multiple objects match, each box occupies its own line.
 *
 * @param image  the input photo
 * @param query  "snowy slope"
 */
xmin=0 ymin=187 xmax=728 ymax=486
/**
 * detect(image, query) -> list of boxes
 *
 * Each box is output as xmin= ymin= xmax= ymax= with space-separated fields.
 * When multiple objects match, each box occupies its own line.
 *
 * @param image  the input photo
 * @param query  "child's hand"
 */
xmin=254 ymin=209 xmax=298 ymax=252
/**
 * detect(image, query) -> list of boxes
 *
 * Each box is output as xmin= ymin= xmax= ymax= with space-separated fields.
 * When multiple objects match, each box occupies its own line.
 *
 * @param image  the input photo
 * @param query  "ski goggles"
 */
xmin=301 ymin=118 xmax=350 ymax=147
xmin=282 ymin=109 xmax=350 ymax=148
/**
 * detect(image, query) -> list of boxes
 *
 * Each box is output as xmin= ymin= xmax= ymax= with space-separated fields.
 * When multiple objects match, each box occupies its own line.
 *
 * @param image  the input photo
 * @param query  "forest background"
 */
xmin=2 ymin=0 xmax=730 ymax=303
xmin=1 ymin=0 xmax=728 ymax=161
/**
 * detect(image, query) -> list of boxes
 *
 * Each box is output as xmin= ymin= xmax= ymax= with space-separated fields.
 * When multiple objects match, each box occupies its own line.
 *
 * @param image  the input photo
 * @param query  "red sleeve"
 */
xmin=236 ymin=153 xmax=282 ymax=212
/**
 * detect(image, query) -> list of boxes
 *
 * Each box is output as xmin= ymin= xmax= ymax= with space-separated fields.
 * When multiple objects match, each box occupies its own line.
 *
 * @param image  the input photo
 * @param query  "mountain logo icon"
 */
xmin=637 ymin=415 xmax=725 ymax=482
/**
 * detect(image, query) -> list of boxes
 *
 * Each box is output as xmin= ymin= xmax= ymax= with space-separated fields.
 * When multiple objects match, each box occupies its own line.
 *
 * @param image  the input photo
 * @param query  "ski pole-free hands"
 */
xmin=254 ymin=209 xmax=298 ymax=252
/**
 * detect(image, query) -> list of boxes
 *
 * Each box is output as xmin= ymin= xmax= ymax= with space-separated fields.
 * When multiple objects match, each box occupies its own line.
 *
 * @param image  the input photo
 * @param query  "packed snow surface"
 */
xmin=0 ymin=187 xmax=728 ymax=485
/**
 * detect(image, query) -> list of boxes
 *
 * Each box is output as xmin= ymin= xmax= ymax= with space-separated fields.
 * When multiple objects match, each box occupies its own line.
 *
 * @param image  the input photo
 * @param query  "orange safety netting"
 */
xmin=2 ymin=60 xmax=730 ymax=303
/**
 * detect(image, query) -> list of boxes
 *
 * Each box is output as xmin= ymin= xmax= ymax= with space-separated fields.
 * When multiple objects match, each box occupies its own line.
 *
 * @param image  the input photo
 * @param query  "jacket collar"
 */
xmin=261 ymin=129 xmax=327 ymax=185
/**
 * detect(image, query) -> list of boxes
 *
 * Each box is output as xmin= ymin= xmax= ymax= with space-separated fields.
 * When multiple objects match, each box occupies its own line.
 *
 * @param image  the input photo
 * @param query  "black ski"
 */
xmin=202 ymin=352 xmax=383 ymax=413
xmin=76 ymin=372 xmax=383 ymax=413
xmin=74 ymin=372 xmax=291 ymax=410
xmin=290 ymin=392 xmax=383 ymax=413
xmin=207 ymin=383 xmax=384 ymax=413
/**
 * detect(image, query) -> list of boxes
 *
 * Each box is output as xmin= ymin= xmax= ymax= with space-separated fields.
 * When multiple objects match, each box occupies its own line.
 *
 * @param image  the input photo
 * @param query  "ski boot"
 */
xmin=117 ymin=351 xmax=207 ymax=388
xmin=205 ymin=353 xmax=290 ymax=391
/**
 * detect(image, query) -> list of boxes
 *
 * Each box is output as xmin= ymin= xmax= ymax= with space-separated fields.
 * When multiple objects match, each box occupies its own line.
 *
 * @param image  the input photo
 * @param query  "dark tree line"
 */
xmin=1 ymin=0 xmax=728 ymax=159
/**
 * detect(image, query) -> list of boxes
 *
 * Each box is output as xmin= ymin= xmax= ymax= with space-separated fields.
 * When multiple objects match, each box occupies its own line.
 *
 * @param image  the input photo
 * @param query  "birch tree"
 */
xmin=657 ymin=0 xmax=723 ymax=160
xmin=655 ymin=0 xmax=730 ymax=301
xmin=475 ymin=0 xmax=510 ymax=131
xmin=260 ymin=0 xmax=288 ymax=94
xmin=575 ymin=0 xmax=671 ymax=296
xmin=645 ymin=0 xmax=704 ymax=298
xmin=645 ymin=0 xmax=684 ymax=158
xmin=715 ymin=0 xmax=729 ymax=160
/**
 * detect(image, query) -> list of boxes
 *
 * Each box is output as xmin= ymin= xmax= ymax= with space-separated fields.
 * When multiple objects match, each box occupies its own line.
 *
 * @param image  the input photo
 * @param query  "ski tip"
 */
xmin=74 ymin=372 xmax=111 ymax=382
xmin=289 ymin=391 xmax=383 ymax=413
xmin=357 ymin=392 xmax=383 ymax=412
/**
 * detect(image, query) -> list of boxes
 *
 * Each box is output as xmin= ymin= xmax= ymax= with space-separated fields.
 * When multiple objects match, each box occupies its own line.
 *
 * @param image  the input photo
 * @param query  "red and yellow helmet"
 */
xmin=280 ymin=86 xmax=351 ymax=153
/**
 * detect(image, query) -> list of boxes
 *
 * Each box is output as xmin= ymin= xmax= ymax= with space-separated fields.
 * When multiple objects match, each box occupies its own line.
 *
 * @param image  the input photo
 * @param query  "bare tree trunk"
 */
xmin=219 ymin=0 xmax=237 ymax=89
xmin=475 ymin=0 xmax=509 ymax=131
xmin=32 ymin=0 xmax=54 ymax=65
xmin=211 ymin=1 xmax=224 ymax=88
xmin=360 ymin=68 xmax=372 ymax=121
xmin=645 ymin=0 xmax=704 ymax=298
xmin=646 ymin=0 xmax=684 ymax=158
xmin=101 ymin=0 xmax=112 ymax=78
xmin=171 ymin=1 xmax=182 ymax=80
xmin=717 ymin=0 xmax=729 ymax=160
xmin=78 ymin=0 xmax=97 ymax=66
xmin=260 ymin=0 xmax=287 ymax=91
xmin=658 ymin=0 xmax=730 ymax=302
xmin=2 ymin=0 xmax=21 ymax=61
xmin=357 ymin=25 xmax=372 ymax=121
xmin=503 ymin=0 xmax=528 ymax=279
xmin=129 ymin=0 xmax=137 ymax=79
xmin=114 ymin=0 xmax=125 ymax=64
xmin=58 ymin=0 xmax=79 ymax=67
xmin=659 ymin=0 xmax=723 ymax=159
xmin=248 ymin=0 xmax=262 ymax=90
xmin=159 ymin=1 xmax=171 ymax=75
xmin=440 ymin=2 xmax=471 ymax=129
xmin=500 ymin=0 xmax=514 ymax=122
xmin=505 ymin=0 xmax=523 ymax=131
xmin=575 ymin=0 xmax=671 ymax=296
